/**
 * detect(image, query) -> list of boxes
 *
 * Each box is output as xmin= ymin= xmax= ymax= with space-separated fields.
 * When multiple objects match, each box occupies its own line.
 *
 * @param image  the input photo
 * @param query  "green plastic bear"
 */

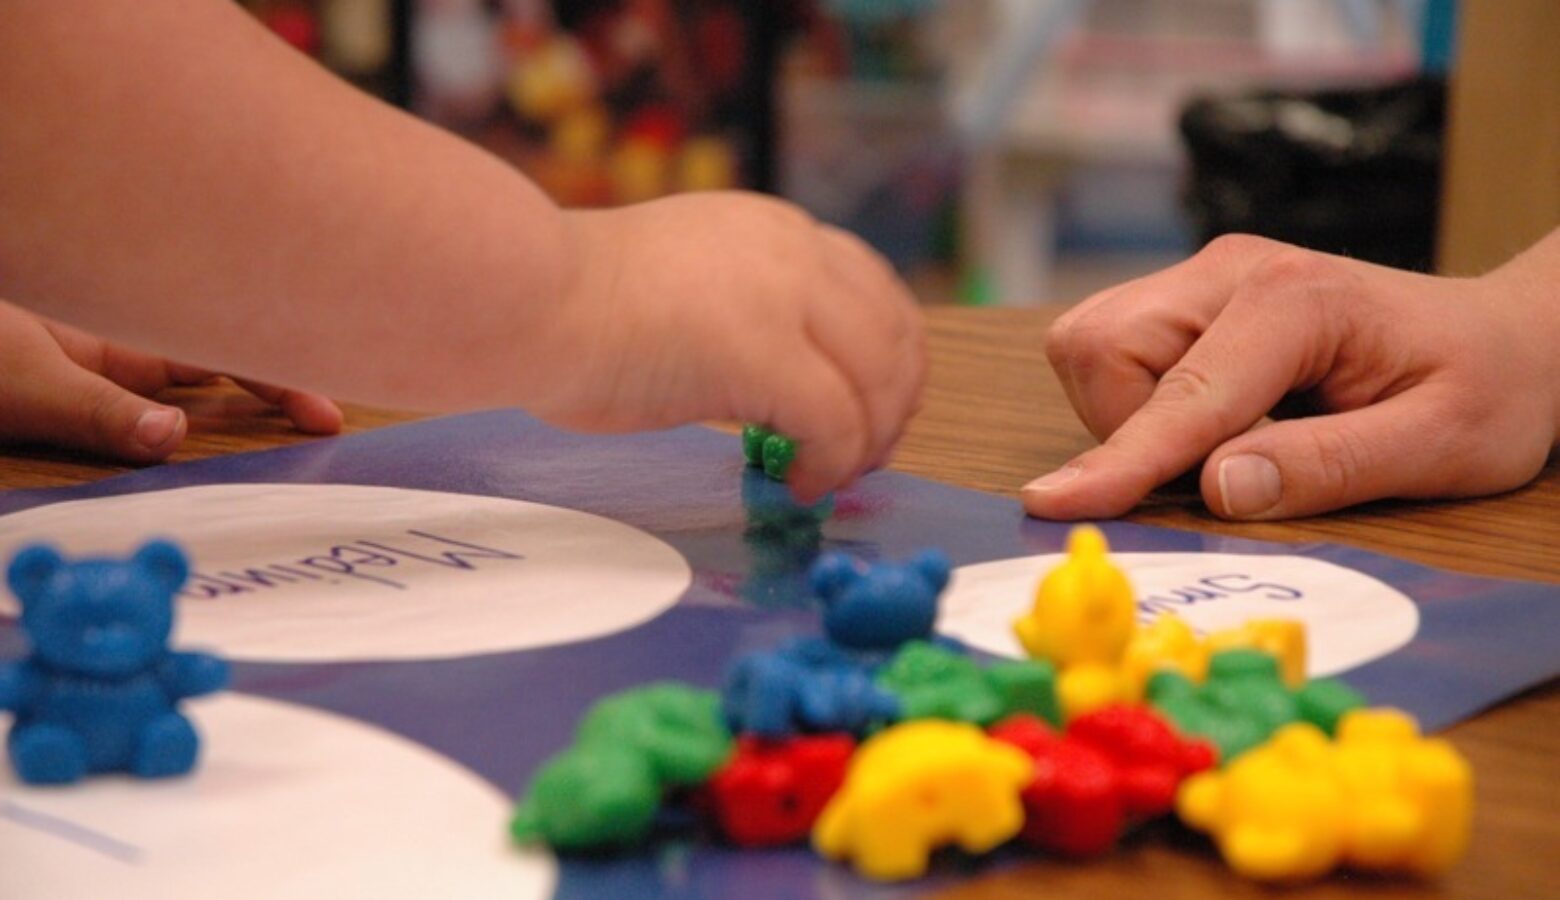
xmin=1148 ymin=648 xmax=1365 ymax=764
xmin=510 ymin=682 xmax=733 ymax=850
xmin=741 ymin=424 xmax=798 ymax=481
xmin=876 ymin=641 xmax=1061 ymax=728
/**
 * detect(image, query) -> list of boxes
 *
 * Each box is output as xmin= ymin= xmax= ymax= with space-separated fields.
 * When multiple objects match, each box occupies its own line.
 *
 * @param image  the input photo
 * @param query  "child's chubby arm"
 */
xmin=1027 ymin=229 xmax=1560 ymax=520
xmin=0 ymin=1 xmax=923 ymax=499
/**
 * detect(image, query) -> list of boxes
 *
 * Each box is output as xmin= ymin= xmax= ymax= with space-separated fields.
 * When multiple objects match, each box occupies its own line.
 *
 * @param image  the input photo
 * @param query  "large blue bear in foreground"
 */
xmin=1 ymin=540 xmax=228 ymax=785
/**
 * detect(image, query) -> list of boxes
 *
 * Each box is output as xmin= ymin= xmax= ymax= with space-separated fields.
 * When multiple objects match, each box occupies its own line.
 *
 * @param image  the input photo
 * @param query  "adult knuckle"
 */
xmin=1202 ymin=232 xmax=1273 ymax=262
xmin=1246 ymin=248 xmax=1335 ymax=296
xmin=1153 ymin=365 xmax=1217 ymax=406
xmin=1046 ymin=312 xmax=1116 ymax=372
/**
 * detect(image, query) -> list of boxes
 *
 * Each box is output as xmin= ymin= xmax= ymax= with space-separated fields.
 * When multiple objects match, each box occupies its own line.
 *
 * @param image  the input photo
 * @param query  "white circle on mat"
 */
xmin=0 ymin=483 xmax=690 ymax=662
xmin=939 ymin=552 xmax=1420 ymax=677
xmin=0 ymin=694 xmax=553 ymax=899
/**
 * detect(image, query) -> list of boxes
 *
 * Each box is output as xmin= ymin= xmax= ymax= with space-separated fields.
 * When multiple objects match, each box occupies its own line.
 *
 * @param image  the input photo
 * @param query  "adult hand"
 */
xmin=1025 ymin=231 xmax=1560 ymax=520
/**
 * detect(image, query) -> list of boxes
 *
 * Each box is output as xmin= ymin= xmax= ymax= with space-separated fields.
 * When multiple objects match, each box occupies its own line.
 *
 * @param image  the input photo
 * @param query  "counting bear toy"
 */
xmin=703 ymin=733 xmax=857 ymax=847
xmin=1177 ymin=708 xmax=1474 ymax=882
xmin=1013 ymin=526 xmax=1138 ymax=720
xmin=812 ymin=720 xmax=1034 ymax=882
xmin=741 ymin=424 xmax=798 ymax=481
xmin=1 ymin=540 xmax=228 ymax=785
xmin=722 ymin=549 xmax=953 ymax=736
xmin=990 ymin=707 xmax=1216 ymax=857
xmin=510 ymin=682 xmax=733 ymax=850
xmin=1148 ymin=648 xmax=1365 ymax=763
xmin=875 ymin=640 xmax=1060 ymax=728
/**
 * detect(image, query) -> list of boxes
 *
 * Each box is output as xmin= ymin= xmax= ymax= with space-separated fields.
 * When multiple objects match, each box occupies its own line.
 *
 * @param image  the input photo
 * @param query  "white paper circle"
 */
xmin=0 ymin=694 xmax=552 ymax=899
xmin=939 ymin=552 xmax=1420 ymax=677
xmin=0 ymin=484 xmax=690 ymax=662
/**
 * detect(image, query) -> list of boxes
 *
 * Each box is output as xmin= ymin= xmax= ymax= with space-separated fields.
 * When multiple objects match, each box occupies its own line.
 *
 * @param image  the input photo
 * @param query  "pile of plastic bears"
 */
xmin=508 ymin=520 xmax=1473 ymax=884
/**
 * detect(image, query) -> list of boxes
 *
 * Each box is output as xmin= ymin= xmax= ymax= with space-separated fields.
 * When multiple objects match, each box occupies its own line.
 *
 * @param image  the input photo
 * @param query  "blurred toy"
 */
xmin=1013 ymin=526 xmax=1137 ymax=719
xmin=739 ymin=468 xmax=833 ymax=609
xmin=876 ymin=640 xmax=1060 ymax=727
xmin=609 ymin=136 xmax=673 ymax=204
xmin=505 ymin=33 xmax=597 ymax=123
xmin=991 ymin=706 xmax=1216 ymax=857
xmin=724 ymin=548 xmax=955 ymax=736
xmin=1177 ymin=709 xmax=1473 ymax=882
xmin=723 ymin=637 xmax=900 ymax=737
xmin=257 ymin=2 xmax=322 ymax=55
xmin=550 ymin=105 xmax=613 ymax=164
xmin=622 ymin=104 xmax=689 ymax=151
xmin=1 ymin=541 xmax=228 ymax=785
xmin=813 ymin=720 xmax=1033 ymax=881
xmin=322 ymin=0 xmax=393 ymax=74
xmin=677 ymin=136 xmax=740 ymax=192
xmin=510 ymin=682 xmax=732 ymax=850
xmin=741 ymin=424 xmax=797 ymax=481
xmin=704 ymin=733 xmax=856 ymax=847
xmin=1149 ymin=649 xmax=1365 ymax=763
xmin=810 ymin=548 xmax=950 ymax=653
xmin=1206 ymin=619 xmax=1308 ymax=688
xmin=1119 ymin=614 xmax=1208 ymax=699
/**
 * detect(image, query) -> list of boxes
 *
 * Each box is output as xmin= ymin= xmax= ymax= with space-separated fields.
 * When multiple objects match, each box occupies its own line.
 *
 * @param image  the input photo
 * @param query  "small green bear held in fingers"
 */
xmin=742 ymin=424 xmax=798 ymax=481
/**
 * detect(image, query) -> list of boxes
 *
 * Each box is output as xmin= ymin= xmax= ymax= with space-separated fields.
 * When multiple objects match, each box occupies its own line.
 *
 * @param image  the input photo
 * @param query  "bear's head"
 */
xmin=809 ymin=549 xmax=951 ymax=652
xmin=8 ymin=540 xmax=190 ymax=678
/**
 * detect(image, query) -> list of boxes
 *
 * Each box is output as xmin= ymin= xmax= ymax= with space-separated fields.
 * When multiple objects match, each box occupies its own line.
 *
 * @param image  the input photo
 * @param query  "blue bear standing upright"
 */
xmin=809 ymin=549 xmax=952 ymax=657
xmin=722 ymin=549 xmax=953 ymax=737
xmin=0 ymin=540 xmax=229 ymax=785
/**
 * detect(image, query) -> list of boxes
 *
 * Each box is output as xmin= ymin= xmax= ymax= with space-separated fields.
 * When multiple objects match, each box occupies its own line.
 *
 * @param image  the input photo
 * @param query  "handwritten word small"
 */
xmin=1137 ymin=574 xmax=1303 ymax=622
xmin=178 ymin=530 xmax=524 ymax=598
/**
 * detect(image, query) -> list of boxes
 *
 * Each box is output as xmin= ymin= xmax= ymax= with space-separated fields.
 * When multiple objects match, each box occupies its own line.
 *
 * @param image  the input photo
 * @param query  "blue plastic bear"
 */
xmin=722 ymin=549 xmax=955 ymax=737
xmin=1 ymin=540 xmax=229 ymax=785
xmin=810 ymin=548 xmax=952 ymax=654
xmin=723 ymin=637 xmax=901 ymax=737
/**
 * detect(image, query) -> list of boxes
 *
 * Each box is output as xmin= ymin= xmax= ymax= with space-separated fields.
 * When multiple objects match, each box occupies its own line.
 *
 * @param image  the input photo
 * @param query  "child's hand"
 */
xmin=1026 ymin=232 xmax=1560 ymax=520
xmin=0 ymin=301 xmax=342 ymax=463
xmin=536 ymin=194 xmax=925 ymax=501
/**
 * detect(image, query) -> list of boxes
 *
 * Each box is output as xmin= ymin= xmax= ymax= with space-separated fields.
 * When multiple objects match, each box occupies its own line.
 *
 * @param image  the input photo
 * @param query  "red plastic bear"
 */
xmin=704 ymin=734 xmax=856 ymax=847
xmin=990 ymin=706 xmax=1216 ymax=856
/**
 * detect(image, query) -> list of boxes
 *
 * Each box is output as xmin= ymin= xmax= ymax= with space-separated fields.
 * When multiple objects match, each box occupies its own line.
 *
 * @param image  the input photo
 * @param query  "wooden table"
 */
xmin=1 ymin=307 xmax=1555 ymax=897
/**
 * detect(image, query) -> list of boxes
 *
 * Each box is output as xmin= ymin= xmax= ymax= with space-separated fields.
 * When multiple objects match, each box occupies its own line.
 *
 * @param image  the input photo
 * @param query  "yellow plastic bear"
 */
xmin=1207 ymin=619 xmax=1308 ymax=687
xmin=1120 ymin=614 xmax=1209 ymax=700
xmin=1176 ymin=709 xmax=1473 ymax=882
xmin=1013 ymin=526 xmax=1137 ymax=718
xmin=813 ymin=720 xmax=1034 ymax=881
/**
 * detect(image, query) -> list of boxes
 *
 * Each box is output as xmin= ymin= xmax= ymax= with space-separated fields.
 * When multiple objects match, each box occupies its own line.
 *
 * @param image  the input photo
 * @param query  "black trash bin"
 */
xmin=1179 ymin=78 xmax=1446 ymax=272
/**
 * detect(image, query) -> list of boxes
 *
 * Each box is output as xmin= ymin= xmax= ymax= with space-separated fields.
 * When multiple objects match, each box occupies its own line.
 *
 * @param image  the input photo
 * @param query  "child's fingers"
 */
xmin=761 ymin=348 xmax=874 ymax=502
xmin=811 ymin=227 xmax=925 ymax=473
xmin=1023 ymin=261 xmax=1331 ymax=519
xmin=0 ymin=355 xmax=188 ymax=463
xmin=229 ymin=378 xmax=345 ymax=435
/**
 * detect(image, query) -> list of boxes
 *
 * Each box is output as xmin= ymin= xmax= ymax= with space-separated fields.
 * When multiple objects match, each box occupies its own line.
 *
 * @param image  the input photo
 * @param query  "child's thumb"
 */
xmin=10 ymin=365 xmax=187 ymax=463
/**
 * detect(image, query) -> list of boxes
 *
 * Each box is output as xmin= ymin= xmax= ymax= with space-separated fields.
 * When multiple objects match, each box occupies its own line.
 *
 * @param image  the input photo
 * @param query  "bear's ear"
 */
xmin=133 ymin=540 xmax=190 ymax=594
xmin=8 ymin=544 xmax=65 ymax=607
xmin=808 ymin=552 xmax=860 ymax=603
xmin=911 ymin=549 xmax=951 ymax=594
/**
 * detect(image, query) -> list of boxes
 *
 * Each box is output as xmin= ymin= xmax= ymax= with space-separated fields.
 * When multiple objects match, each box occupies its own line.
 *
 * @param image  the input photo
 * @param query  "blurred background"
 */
xmin=235 ymin=0 xmax=1553 ymax=304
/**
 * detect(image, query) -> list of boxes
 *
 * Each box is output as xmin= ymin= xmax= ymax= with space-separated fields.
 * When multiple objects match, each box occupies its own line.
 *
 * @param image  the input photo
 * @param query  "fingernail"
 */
xmin=1023 ymin=464 xmax=1082 ymax=493
xmin=135 ymin=408 xmax=182 ymax=450
xmin=1218 ymin=454 xmax=1282 ymax=518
